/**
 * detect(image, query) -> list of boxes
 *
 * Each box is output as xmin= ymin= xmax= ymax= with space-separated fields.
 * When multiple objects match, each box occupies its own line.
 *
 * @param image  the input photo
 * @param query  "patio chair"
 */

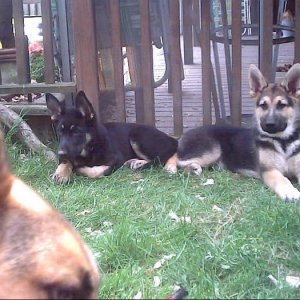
xmin=210 ymin=0 xmax=294 ymax=120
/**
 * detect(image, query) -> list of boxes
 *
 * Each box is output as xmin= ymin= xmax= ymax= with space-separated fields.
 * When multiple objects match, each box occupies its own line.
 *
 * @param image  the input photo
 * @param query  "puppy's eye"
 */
xmin=258 ymin=102 xmax=268 ymax=110
xmin=277 ymin=101 xmax=287 ymax=109
xmin=70 ymin=125 xmax=76 ymax=131
xmin=45 ymin=285 xmax=77 ymax=300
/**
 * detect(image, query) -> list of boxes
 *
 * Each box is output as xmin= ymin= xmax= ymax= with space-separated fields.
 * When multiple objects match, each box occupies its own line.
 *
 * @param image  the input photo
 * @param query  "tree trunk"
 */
xmin=0 ymin=103 xmax=57 ymax=162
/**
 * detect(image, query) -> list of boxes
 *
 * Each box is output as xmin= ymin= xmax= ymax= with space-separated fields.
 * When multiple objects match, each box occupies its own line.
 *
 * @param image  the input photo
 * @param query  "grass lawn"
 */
xmin=7 ymin=141 xmax=300 ymax=299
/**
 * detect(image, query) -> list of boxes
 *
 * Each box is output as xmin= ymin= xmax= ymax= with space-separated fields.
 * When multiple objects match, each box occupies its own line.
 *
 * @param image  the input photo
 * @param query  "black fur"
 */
xmin=46 ymin=91 xmax=178 ymax=180
xmin=177 ymin=125 xmax=258 ymax=174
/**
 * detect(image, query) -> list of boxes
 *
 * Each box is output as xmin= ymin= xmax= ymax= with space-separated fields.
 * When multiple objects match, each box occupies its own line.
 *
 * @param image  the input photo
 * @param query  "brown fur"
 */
xmin=0 ymin=131 xmax=100 ymax=298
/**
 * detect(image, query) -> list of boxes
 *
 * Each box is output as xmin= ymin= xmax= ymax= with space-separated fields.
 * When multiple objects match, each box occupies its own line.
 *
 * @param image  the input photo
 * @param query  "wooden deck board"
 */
xmin=126 ymin=40 xmax=294 ymax=135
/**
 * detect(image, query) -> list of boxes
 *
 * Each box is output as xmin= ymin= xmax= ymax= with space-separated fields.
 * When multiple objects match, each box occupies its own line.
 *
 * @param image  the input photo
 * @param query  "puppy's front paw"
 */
xmin=124 ymin=159 xmax=148 ymax=170
xmin=50 ymin=171 xmax=70 ymax=184
xmin=277 ymin=185 xmax=300 ymax=201
xmin=50 ymin=162 xmax=73 ymax=184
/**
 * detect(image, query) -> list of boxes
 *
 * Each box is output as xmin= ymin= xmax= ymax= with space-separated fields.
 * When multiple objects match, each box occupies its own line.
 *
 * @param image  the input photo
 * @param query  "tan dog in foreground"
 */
xmin=0 ymin=131 xmax=100 ymax=299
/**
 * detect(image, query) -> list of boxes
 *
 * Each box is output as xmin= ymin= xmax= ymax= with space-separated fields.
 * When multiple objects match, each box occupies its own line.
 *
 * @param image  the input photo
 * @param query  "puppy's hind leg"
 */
xmin=164 ymin=153 xmax=178 ymax=174
xmin=178 ymin=159 xmax=203 ymax=175
xmin=124 ymin=140 xmax=151 ymax=170
xmin=124 ymin=158 xmax=149 ymax=170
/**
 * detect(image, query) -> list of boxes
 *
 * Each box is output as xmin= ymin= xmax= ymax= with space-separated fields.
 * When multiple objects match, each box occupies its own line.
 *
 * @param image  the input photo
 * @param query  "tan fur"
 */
xmin=76 ymin=165 xmax=111 ymax=178
xmin=164 ymin=153 xmax=178 ymax=174
xmin=130 ymin=140 xmax=150 ymax=161
xmin=124 ymin=159 xmax=149 ymax=170
xmin=250 ymin=63 xmax=300 ymax=200
xmin=178 ymin=145 xmax=221 ymax=175
xmin=262 ymin=169 xmax=300 ymax=200
xmin=51 ymin=161 xmax=73 ymax=184
xmin=0 ymin=131 xmax=100 ymax=298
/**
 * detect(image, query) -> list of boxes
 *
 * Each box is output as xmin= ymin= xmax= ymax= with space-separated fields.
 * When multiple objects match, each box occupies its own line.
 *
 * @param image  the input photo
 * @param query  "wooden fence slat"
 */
xmin=200 ymin=0 xmax=212 ymax=125
xmin=259 ymin=0 xmax=273 ymax=82
xmin=192 ymin=0 xmax=200 ymax=47
xmin=140 ymin=0 xmax=155 ymax=126
xmin=170 ymin=0 xmax=183 ymax=136
xmin=41 ymin=0 xmax=55 ymax=83
xmin=231 ymin=0 xmax=241 ymax=126
xmin=0 ymin=82 xmax=76 ymax=94
xmin=110 ymin=0 xmax=126 ymax=122
xmin=183 ymin=0 xmax=193 ymax=64
xmin=70 ymin=0 xmax=100 ymax=119
xmin=12 ymin=0 xmax=30 ymax=84
xmin=57 ymin=0 xmax=72 ymax=82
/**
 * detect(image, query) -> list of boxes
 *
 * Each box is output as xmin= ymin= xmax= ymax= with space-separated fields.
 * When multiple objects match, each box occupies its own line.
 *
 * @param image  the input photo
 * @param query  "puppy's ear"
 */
xmin=248 ymin=64 xmax=268 ymax=98
xmin=280 ymin=63 xmax=300 ymax=99
xmin=75 ymin=91 xmax=96 ymax=121
xmin=46 ymin=93 xmax=65 ymax=121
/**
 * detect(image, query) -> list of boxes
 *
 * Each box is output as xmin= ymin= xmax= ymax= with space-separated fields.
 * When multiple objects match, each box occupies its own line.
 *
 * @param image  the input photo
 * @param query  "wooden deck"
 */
xmin=125 ymin=40 xmax=295 ymax=135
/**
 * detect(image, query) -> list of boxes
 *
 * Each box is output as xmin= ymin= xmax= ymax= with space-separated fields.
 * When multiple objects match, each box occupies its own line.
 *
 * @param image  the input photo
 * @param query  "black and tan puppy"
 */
xmin=175 ymin=63 xmax=300 ymax=201
xmin=0 ymin=131 xmax=100 ymax=298
xmin=46 ymin=91 xmax=178 ymax=184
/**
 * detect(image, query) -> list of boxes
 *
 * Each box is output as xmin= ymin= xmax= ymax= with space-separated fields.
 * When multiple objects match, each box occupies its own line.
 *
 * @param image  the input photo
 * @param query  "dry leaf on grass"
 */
xmin=212 ymin=205 xmax=223 ymax=212
xmin=168 ymin=212 xmax=191 ymax=224
xmin=286 ymin=275 xmax=300 ymax=288
xmin=153 ymin=254 xmax=176 ymax=269
xmin=202 ymin=178 xmax=214 ymax=186
xmin=76 ymin=209 xmax=92 ymax=216
xmin=133 ymin=291 xmax=142 ymax=299
xmin=153 ymin=276 xmax=161 ymax=287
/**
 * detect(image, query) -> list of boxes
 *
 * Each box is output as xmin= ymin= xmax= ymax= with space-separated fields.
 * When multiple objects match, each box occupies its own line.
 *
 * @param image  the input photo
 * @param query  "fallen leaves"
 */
xmin=268 ymin=273 xmax=300 ymax=289
xmin=168 ymin=212 xmax=191 ymax=224
xmin=153 ymin=254 xmax=176 ymax=270
xmin=202 ymin=178 xmax=214 ymax=186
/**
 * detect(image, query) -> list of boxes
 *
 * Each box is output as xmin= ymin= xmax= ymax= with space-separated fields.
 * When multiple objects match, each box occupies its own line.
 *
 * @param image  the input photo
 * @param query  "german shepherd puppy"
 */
xmin=46 ymin=91 xmax=178 ymax=184
xmin=175 ymin=63 xmax=300 ymax=201
xmin=0 ymin=130 xmax=100 ymax=298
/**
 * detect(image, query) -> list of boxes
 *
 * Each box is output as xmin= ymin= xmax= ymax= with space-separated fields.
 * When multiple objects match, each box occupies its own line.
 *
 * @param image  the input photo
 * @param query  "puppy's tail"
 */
xmin=0 ymin=130 xmax=13 ymax=202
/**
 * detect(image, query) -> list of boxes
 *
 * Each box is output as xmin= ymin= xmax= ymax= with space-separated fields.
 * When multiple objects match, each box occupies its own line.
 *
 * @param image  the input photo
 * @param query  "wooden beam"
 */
xmin=41 ymin=0 xmax=55 ymax=83
xmin=110 ymin=0 xmax=126 ymax=122
xmin=12 ymin=0 xmax=30 ymax=84
xmin=183 ymin=0 xmax=193 ymax=64
xmin=259 ymin=0 xmax=273 ymax=82
xmin=193 ymin=0 xmax=200 ymax=47
xmin=231 ymin=0 xmax=241 ymax=126
xmin=170 ymin=0 xmax=183 ymax=136
xmin=71 ymin=0 xmax=100 ymax=119
xmin=200 ymin=0 xmax=212 ymax=125
xmin=140 ymin=0 xmax=155 ymax=126
xmin=0 ymin=82 xmax=76 ymax=94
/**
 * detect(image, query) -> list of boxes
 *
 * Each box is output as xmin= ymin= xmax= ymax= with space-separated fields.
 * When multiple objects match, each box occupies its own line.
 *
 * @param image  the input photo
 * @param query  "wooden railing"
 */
xmin=0 ymin=0 xmax=75 ymax=96
xmin=0 ymin=0 xmax=299 ymax=137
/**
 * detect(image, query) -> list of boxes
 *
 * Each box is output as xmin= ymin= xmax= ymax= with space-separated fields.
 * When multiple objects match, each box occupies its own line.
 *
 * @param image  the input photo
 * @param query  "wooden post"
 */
xmin=110 ymin=0 xmax=126 ymax=122
xmin=259 ymin=0 xmax=273 ymax=82
xmin=200 ymin=0 xmax=212 ymax=125
xmin=140 ymin=0 xmax=155 ymax=126
xmin=170 ymin=0 xmax=183 ymax=136
xmin=231 ymin=0 xmax=241 ymax=126
xmin=183 ymin=0 xmax=193 ymax=64
xmin=41 ymin=0 xmax=55 ymax=83
xmin=12 ymin=0 xmax=30 ymax=84
xmin=71 ymin=0 xmax=100 ymax=119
